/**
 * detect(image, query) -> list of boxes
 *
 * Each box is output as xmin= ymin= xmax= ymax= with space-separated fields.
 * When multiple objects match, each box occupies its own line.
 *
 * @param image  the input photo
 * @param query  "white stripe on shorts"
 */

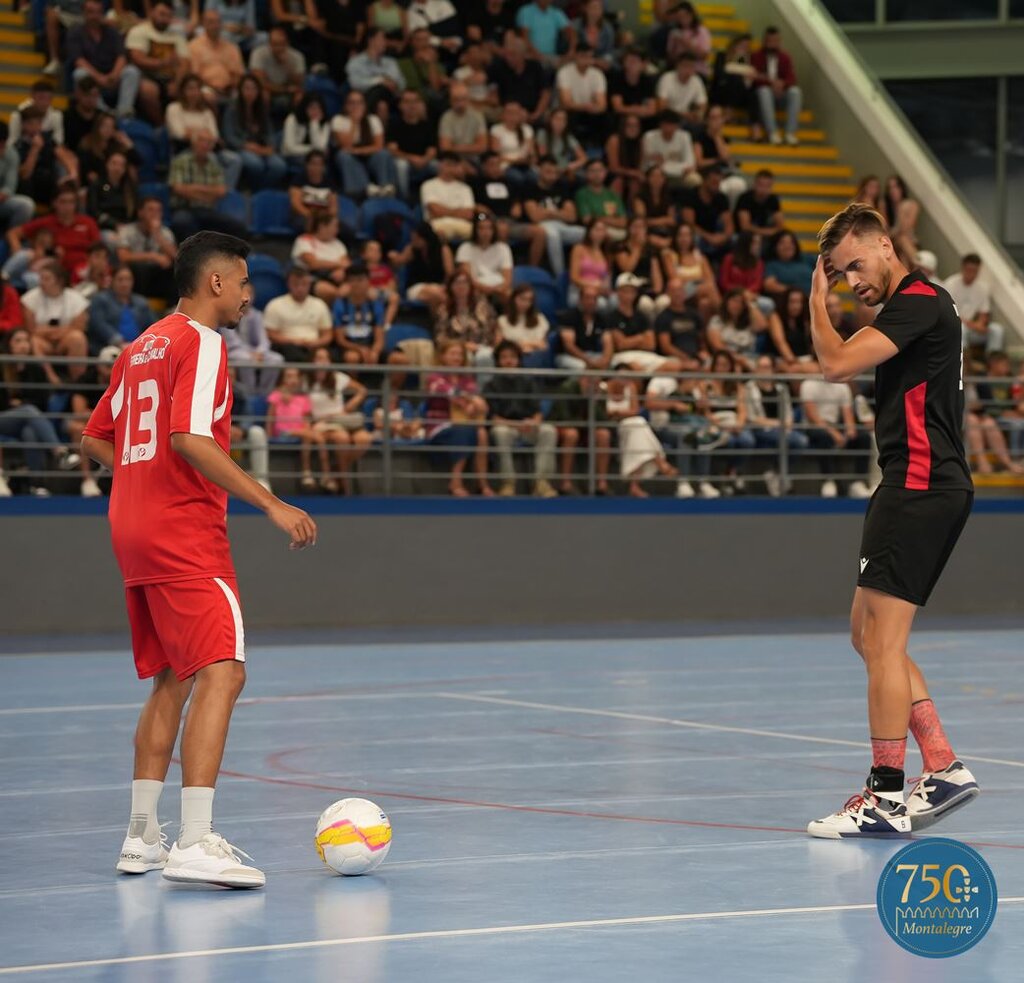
xmin=213 ymin=578 xmax=246 ymax=662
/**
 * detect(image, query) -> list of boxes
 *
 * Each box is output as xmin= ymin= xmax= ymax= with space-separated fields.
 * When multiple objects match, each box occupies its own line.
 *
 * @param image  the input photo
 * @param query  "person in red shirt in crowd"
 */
xmin=7 ymin=186 xmax=100 ymax=283
xmin=750 ymin=26 xmax=802 ymax=146
xmin=81 ymin=231 xmax=316 ymax=889
xmin=0 ymin=280 xmax=22 ymax=334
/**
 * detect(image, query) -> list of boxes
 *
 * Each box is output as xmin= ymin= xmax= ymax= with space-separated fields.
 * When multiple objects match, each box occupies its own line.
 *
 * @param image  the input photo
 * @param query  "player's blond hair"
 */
xmin=817 ymin=202 xmax=888 ymax=255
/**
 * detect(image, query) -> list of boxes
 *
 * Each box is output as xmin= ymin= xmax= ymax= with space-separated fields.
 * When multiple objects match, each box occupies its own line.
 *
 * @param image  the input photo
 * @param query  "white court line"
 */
xmin=433 ymin=692 xmax=1024 ymax=770
xmin=6 ymin=899 xmax=1024 ymax=974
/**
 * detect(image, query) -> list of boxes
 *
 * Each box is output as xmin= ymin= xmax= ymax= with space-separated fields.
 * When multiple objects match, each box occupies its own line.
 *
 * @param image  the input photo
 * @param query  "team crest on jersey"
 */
xmin=129 ymin=334 xmax=171 ymax=366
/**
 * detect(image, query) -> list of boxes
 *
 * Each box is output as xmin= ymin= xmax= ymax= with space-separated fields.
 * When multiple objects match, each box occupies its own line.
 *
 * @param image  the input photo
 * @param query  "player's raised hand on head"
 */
xmin=812 ymin=254 xmax=834 ymax=298
xmin=267 ymin=501 xmax=318 ymax=550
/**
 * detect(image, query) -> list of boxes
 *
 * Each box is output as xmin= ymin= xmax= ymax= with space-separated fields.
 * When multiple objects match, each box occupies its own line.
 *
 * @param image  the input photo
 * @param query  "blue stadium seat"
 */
xmin=384 ymin=323 xmax=432 ymax=355
xmin=138 ymin=182 xmax=170 ymax=210
xmin=120 ymin=119 xmax=165 ymax=182
xmin=251 ymin=190 xmax=296 ymax=237
xmin=304 ymin=76 xmax=342 ymax=118
xmin=246 ymin=252 xmax=284 ymax=275
xmin=338 ymin=195 xmax=359 ymax=233
xmin=249 ymin=264 xmax=287 ymax=310
xmin=512 ymin=266 xmax=557 ymax=290
xmin=217 ymin=191 xmax=248 ymax=225
xmin=359 ymin=197 xmax=416 ymax=242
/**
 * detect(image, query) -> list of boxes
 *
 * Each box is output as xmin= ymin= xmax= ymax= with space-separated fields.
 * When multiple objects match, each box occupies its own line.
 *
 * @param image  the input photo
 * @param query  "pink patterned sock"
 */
xmin=871 ymin=737 xmax=907 ymax=772
xmin=909 ymin=699 xmax=956 ymax=773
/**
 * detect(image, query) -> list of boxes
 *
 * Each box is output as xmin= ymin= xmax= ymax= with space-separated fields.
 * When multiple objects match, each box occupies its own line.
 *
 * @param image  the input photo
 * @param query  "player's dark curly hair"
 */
xmin=174 ymin=231 xmax=251 ymax=298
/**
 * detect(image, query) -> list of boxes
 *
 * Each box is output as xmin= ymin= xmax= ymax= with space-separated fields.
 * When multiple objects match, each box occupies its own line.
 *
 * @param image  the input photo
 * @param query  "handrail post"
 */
xmin=779 ymin=384 xmax=791 ymax=495
xmin=382 ymin=369 xmax=393 ymax=497
xmin=586 ymin=373 xmax=596 ymax=496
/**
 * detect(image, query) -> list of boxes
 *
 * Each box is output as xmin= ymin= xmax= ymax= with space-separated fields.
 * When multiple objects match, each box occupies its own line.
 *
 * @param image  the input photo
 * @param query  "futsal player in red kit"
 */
xmin=805 ymin=204 xmax=979 ymax=838
xmin=82 ymin=232 xmax=317 ymax=887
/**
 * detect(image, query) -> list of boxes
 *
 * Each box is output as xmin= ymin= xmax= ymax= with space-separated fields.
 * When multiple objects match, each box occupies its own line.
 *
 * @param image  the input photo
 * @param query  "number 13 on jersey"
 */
xmin=121 ymin=379 xmax=161 ymax=465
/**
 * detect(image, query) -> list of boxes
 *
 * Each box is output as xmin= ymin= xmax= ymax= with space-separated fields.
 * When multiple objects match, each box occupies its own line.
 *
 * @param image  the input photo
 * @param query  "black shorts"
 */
xmin=857 ymin=485 xmax=973 ymax=606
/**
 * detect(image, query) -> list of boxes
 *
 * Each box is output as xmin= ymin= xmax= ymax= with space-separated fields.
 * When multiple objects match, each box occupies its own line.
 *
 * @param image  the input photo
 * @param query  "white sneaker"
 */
xmin=116 ymin=829 xmax=169 ymax=874
xmin=698 ymin=481 xmax=720 ymax=499
xmin=0 ymin=474 xmax=10 ymax=497
xmin=770 ymin=130 xmax=783 ymax=145
xmin=763 ymin=469 xmax=782 ymax=498
xmin=848 ymin=480 xmax=871 ymax=498
xmin=30 ymin=486 xmax=50 ymax=497
xmin=905 ymin=760 xmax=980 ymax=830
xmin=365 ymin=182 xmax=381 ymax=198
xmin=785 ymin=132 xmax=799 ymax=147
xmin=675 ymin=480 xmax=695 ymax=498
xmin=821 ymin=479 xmax=838 ymax=498
xmin=81 ymin=477 xmax=102 ymax=497
xmin=162 ymin=833 xmax=265 ymax=889
xmin=379 ymin=183 xmax=396 ymax=198
xmin=808 ymin=787 xmax=912 ymax=839
xmin=43 ymin=59 xmax=60 ymax=76
xmin=58 ymin=449 xmax=81 ymax=470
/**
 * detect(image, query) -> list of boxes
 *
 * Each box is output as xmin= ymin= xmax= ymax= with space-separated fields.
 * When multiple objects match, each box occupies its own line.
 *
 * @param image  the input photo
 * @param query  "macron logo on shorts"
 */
xmin=860 ymin=557 xmax=870 ymax=573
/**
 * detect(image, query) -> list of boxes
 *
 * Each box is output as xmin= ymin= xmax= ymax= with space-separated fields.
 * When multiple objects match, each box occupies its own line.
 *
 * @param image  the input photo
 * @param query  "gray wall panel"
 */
xmin=1 ymin=513 xmax=1018 ymax=635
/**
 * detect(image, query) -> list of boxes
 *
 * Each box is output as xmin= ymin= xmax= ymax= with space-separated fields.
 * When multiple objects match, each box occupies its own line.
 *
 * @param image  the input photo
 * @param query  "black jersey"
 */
xmin=870 ymin=271 xmax=972 ymax=491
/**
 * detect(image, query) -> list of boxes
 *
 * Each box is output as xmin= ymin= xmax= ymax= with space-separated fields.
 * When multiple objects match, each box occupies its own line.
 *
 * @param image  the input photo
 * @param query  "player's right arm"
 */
xmin=170 ymin=433 xmax=317 ymax=550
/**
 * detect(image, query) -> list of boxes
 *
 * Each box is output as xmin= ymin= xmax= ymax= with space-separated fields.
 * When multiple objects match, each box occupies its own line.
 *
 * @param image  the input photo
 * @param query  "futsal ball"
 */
xmin=315 ymin=798 xmax=392 ymax=876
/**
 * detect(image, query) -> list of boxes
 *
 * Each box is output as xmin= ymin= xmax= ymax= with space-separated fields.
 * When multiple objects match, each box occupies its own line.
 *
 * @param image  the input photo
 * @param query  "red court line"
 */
xmin=214 ymin=761 xmax=807 ymax=836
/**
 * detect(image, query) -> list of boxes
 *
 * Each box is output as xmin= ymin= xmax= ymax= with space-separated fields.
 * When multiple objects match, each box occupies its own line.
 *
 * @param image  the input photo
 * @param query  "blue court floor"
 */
xmin=1 ymin=628 xmax=1023 ymax=982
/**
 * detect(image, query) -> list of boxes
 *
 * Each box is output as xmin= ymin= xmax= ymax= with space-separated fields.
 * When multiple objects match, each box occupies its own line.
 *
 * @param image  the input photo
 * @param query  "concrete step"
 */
xmin=0 ymin=27 xmax=34 ymax=48
xmin=696 ymin=3 xmax=737 ymax=16
xmin=724 ymin=125 xmax=827 ymax=143
xmin=0 ymin=12 xmax=28 ymax=26
xmin=0 ymin=89 xmax=66 ymax=110
xmin=0 ymin=49 xmax=45 ymax=67
xmin=774 ymin=181 xmax=857 ymax=197
xmin=780 ymin=198 xmax=850 ymax=215
xmin=729 ymin=142 xmax=841 ymax=161
xmin=739 ymin=160 xmax=854 ymax=179
xmin=703 ymin=16 xmax=749 ymax=32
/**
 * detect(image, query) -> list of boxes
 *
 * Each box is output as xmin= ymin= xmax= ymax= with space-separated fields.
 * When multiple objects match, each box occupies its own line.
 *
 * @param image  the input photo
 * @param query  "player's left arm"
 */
xmin=809 ymin=256 xmax=898 ymax=383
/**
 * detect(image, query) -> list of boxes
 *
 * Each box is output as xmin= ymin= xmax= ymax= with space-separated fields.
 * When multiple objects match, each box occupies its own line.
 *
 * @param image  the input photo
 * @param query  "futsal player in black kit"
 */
xmin=805 ymin=203 xmax=979 ymax=839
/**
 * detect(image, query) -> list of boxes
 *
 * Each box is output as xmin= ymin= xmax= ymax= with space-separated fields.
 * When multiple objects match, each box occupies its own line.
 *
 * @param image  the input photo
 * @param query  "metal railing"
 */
xmin=1 ymin=356 xmax=1021 ymax=497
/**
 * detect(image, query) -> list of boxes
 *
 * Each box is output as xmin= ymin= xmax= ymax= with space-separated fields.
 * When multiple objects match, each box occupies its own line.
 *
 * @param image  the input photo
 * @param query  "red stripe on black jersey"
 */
xmin=869 ymin=271 xmax=972 ymax=491
xmin=903 ymin=381 xmax=931 ymax=490
xmin=899 ymin=280 xmax=938 ymax=297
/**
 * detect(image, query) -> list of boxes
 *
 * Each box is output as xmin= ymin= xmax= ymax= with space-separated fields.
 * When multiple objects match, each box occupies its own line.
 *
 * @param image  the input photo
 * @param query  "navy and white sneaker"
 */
xmin=905 ymin=760 xmax=980 ymax=830
xmin=807 ymin=788 xmax=912 ymax=839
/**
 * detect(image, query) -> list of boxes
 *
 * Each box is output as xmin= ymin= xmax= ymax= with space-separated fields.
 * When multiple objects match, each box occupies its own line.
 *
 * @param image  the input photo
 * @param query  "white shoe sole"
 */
xmin=807 ymin=818 xmax=912 ymax=840
xmin=907 ymin=786 xmax=980 ymax=831
xmin=116 ymin=858 xmax=167 ymax=874
xmin=162 ymin=866 xmax=265 ymax=889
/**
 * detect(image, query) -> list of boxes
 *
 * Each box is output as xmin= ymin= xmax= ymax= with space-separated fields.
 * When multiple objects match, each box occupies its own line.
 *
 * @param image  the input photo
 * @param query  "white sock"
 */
xmin=127 ymin=779 xmax=164 ymax=843
xmin=179 ymin=787 xmax=215 ymax=848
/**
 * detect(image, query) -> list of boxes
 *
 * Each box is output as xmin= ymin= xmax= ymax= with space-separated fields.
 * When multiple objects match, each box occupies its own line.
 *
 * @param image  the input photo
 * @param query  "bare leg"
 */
xmin=856 ymin=587 xmax=917 ymax=739
xmin=850 ymin=585 xmax=931 ymax=703
xmin=595 ymin=427 xmax=612 ymax=492
xmin=179 ymin=661 xmax=246 ymax=788
xmin=450 ymin=457 xmax=469 ymax=496
xmin=558 ymin=426 xmax=579 ymax=491
xmin=475 ymin=425 xmax=494 ymax=495
xmin=133 ymin=669 xmax=194 ymax=781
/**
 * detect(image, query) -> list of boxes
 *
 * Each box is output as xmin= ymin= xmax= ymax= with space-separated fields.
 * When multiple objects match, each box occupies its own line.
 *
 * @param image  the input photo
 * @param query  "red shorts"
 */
xmin=125 ymin=577 xmax=246 ymax=681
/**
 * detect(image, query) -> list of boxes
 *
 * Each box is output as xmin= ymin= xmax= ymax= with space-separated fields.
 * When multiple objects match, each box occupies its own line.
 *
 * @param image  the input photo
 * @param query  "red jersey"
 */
xmin=20 ymin=213 xmax=100 ymax=282
xmin=83 ymin=311 xmax=236 ymax=586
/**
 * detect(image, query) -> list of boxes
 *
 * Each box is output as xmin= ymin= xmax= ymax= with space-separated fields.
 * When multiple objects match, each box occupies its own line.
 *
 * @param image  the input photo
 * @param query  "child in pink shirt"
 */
xmin=267 ymin=367 xmax=334 ymax=492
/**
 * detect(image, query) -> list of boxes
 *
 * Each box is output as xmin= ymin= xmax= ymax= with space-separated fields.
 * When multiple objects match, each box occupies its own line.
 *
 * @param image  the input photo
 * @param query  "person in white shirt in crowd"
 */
xmin=556 ymin=42 xmax=607 ymax=147
xmin=263 ymin=266 xmax=334 ymax=362
xmin=291 ymin=213 xmax=351 ymax=303
xmin=421 ymin=151 xmax=476 ymax=241
xmin=912 ymin=248 xmax=938 ymax=283
xmin=456 ymin=213 xmax=514 ymax=307
xmin=8 ymin=80 xmax=66 ymax=147
xmin=331 ymin=90 xmax=398 ymax=200
xmin=744 ymin=353 xmax=808 ymax=497
xmin=496 ymin=285 xmax=551 ymax=359
xmin=943 ymin=252 xmax=1004 ymax=354
xmin=125 ymin=0 xmax=192 ymax=124
xmin=281 ymin=94 xmax=332 ymax=164
xmin=604 ymin=369 xmax=678 ymax=498
xmin=249 ymin=25 xmax=306 ymax=123
xmin=641 ymin=110 xmax=698 ymax=189
xmin=489 ymin=101 xmax=535 ymax=190
xmin=406 ymin=0 xmax=463 ymax=57
xmin=307 ymin=347 xmax=371 ymax=495
xmin=656 ymin=52 xmax=707 ymax=129
xmin=799 ymin=376 xmax=872 ymax=499
xmin=221 ymin=306 xmax=285 ymax=398
xmin=20 ymin=260 xmax=89 ymax=379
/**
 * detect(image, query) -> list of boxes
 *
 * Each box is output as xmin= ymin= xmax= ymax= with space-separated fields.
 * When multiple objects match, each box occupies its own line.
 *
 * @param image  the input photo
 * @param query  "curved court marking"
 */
xmin=5 ymin=899 xmax=1024 ymax=975
xmin=433 ymin=692 xmax=1024 ymax=770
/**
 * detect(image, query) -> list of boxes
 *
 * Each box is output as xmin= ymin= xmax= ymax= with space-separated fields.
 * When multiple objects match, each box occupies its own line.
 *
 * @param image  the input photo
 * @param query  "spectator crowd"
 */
xmin=0 ymin=0 xmax=1020 ymax=497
